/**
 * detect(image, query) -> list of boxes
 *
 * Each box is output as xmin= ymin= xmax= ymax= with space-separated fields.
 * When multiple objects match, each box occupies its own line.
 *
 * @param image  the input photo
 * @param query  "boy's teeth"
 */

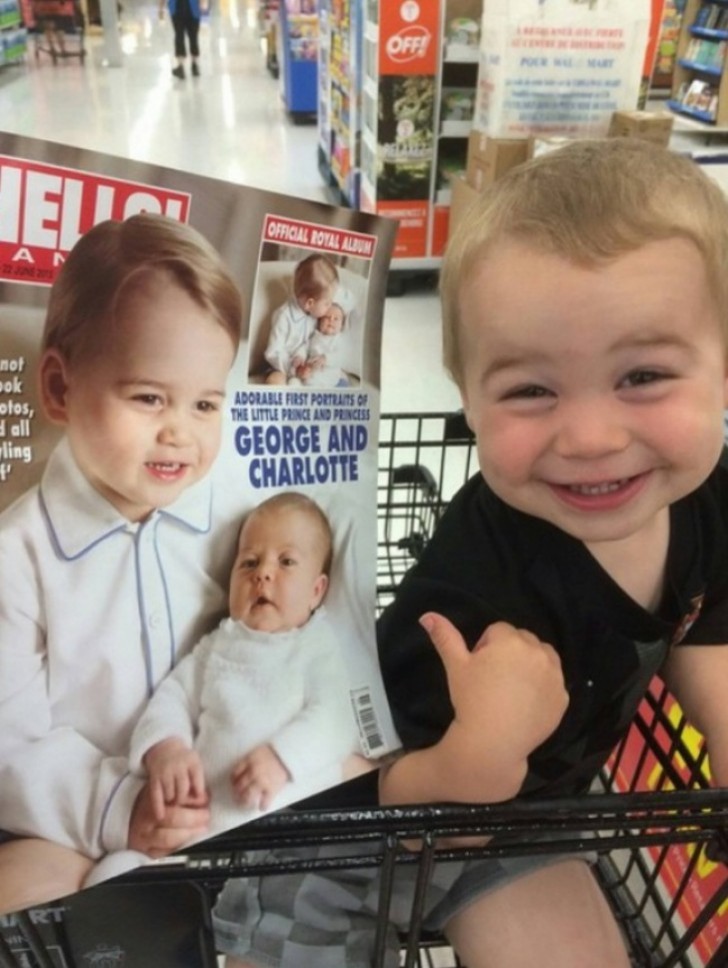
xmin=568 ymin=480 xmax=625 ymax=495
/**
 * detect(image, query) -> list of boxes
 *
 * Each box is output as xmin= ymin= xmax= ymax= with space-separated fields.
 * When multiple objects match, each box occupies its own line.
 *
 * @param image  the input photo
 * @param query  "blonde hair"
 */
xmin=43 ymin=213 xmax=243 ymax=365
xmin=293 ymin=253 xmax=339 ymax=302
xmin=243 ymin=491 xmax=334 ymax=577
xmin=440 ymin=138 xmax=728 ymax=388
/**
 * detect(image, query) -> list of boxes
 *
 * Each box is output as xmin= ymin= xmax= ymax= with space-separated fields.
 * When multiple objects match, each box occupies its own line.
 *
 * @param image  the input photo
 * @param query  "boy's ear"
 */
xmin=311 ymin=573 xmax=329 ymax=612
xmin=459 ymin=389 xmax=475 ymax=433
xmin=39 ymin=349 xmax=72 ymax=425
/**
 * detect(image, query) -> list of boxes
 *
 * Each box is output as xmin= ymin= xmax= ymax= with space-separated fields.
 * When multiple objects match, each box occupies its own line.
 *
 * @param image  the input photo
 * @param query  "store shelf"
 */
xmin=669 ymin=0 xmax=728 ymax=124
xmin=316 ymin=0 xmax=482 ymax=271
xmin=278 ymin=2 xmax=317 ymax=120
xmin=667 ymin=96 xmax=718 ymax=123
xmin=0 ymin=0 xmax=26 ymax=65
xmin=316 ymin=0 xmax=363 ymax=206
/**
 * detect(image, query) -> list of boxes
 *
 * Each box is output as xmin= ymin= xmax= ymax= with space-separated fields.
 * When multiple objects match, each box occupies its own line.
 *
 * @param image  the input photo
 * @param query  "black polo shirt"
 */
xmin=377 ymin=454 xmax=728 ymax=798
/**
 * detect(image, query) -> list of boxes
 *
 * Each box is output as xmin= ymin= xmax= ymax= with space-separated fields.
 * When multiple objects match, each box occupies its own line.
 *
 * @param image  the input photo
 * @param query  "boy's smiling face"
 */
xmin=458 ymin=237 xmax=728 ymax=555
xmin=44 ymin=275 xmax=236 ymax=522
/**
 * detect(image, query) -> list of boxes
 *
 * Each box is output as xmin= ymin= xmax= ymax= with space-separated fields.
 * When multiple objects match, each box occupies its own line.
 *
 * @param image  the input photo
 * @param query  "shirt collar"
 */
xmin=40 ymin=438 xmax=214 ymax=559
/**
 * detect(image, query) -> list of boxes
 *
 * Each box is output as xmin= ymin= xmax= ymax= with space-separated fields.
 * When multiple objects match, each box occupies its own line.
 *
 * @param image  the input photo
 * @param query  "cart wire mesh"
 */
xmin=2 ymin=412 xmax=727 ymax=968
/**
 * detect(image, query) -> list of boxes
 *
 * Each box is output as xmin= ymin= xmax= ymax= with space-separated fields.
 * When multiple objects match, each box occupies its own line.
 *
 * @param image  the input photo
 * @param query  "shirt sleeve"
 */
xmin=679 ymin=455 xmax=728 ymax=646
xmin=264 ymin=303 xmax=293 ymax=373
xmin=0 ymin=546 xmax=137 ymax=857
xmin=128 ymin=640 xmax=209 ymax=772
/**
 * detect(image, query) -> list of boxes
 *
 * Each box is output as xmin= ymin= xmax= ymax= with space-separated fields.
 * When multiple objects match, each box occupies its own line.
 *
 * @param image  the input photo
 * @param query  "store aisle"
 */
xmin=0 ymin=0 xmax=327 ymax=197
xmin=0 ymin=0 xmax=461 ymax=413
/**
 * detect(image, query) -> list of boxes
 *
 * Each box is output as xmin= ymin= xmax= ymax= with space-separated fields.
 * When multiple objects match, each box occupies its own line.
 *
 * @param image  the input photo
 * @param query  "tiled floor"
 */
xmin=0 ymin=0 xmax=461 ymax=415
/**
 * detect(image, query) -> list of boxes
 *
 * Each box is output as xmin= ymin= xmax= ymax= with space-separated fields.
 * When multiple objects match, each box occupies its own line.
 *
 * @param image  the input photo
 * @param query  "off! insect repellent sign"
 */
xmin=367 ymin=0 xmax=440 ymax=259
xmin=379 ymin=0 xmax=439 ymax=75
xmin=0 ymin=156 xmax=191 ymax=286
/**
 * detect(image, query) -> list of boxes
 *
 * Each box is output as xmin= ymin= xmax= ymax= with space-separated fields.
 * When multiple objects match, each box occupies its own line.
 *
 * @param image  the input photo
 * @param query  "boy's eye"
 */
xmin=501 ymin=384 xmax=551 ymax=401
xmin=620 ymin=369 xmax=670 ymax=389
xmin=196 ymin=400 xmax=220 ymax=414
xmin=133 ymin=393 xmax=163 ymax=406
xmin=280 ymin=556 xmax=297 ymax=567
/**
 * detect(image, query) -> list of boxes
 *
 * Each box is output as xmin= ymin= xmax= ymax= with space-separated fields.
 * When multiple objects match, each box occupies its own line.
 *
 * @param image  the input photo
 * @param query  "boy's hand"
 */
xmin=421 ymin=613 xmax=569 ymax=762
xmin=127 ymin=783 xmax=210 ymax=858
xmin=231 ymin=744 xmax=290 ymax=811
xmin=143 ymin=738 xmax=207 ymax=821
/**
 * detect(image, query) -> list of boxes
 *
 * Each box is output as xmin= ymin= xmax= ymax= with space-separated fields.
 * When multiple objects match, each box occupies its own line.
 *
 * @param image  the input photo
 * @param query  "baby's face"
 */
xmin=229 ymin=506 xmax=329 ymax=632
xmin=318 ymin=305 xmax=344 ymax=335
xmin=53 ymin=276 xmax=235 ymax=522
xmin=458 ymin=237 xmax=728 ymax=557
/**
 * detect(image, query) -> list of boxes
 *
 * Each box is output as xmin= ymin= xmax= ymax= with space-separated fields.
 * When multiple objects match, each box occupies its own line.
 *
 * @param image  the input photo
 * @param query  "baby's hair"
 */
xmin=42 ymin=213 xmax=243 ymax=366
xmin=440 ymin=138 xmax=728 ymax=387
xmin=244 ymin=491 xmax=334 ymax=577
xmin=293 ymin=253 xmax=339 ymax=302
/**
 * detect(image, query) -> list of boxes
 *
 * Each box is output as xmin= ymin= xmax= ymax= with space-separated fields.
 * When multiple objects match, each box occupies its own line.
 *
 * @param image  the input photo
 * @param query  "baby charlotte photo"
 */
xmin=0 ymin=213 xmax=381 ymax=913
xmin=246 ymin=245 xmax=370 ymax=388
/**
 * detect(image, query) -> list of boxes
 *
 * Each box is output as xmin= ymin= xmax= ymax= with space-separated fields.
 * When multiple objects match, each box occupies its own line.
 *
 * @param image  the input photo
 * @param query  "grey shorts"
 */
xmin=212 ymin=840 xmax=596 ymax=968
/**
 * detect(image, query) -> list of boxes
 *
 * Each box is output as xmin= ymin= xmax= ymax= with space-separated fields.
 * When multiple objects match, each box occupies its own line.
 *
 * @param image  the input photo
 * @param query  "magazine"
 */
xmin=0 ymin=132 xmax=400 ymax=904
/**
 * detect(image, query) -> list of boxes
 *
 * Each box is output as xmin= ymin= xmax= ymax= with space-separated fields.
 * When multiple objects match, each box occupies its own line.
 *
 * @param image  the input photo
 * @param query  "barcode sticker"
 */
xmin=350 ymin=687 xmax=386 ymax=756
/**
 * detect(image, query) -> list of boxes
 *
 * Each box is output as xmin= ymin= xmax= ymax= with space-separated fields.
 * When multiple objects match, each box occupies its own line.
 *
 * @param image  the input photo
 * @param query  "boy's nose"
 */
xmin=157 ymin=415 xmax=193 ymax=446
xmin=553 ymin=402 xmax=630 ymax=459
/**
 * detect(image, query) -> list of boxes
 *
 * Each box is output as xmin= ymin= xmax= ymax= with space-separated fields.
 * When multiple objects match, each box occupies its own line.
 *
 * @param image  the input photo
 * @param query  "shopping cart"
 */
xmin=29 ymin=0 xmax=85 ymax=63
xmin=2 ymin=412 xmax=727 ymax=968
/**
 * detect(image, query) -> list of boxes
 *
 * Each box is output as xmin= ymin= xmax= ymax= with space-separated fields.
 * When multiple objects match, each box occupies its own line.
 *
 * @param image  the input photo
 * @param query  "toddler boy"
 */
xmin=0 ymin=213 xmax=243 ymax=912
xmin=215 ymin=139 xmax=728 ymax=968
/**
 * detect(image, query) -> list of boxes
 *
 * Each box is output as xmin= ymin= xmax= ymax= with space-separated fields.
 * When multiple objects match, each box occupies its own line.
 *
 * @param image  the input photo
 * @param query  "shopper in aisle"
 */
xmin=0 ymin=213 xmax=243 ymax=914
xmin=159 ymin=0 xmax=205 ymax=79
xmin=213 ymin=138 xmax=728 ymax=968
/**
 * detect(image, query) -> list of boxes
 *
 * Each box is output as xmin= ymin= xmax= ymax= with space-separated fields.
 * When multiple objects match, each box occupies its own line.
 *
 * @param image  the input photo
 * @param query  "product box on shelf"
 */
xmin=607 ymin=108 xmax=674 ymax=145
xmin=465 ymin=132 xmax=530 ymax=190
xmin=528 ymin=135 xmax=578 ymax=158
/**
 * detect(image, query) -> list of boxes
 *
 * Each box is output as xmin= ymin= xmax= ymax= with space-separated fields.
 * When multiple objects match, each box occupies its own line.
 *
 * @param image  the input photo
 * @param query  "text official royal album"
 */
xmin=0 ymin=133 xmax=400 ymax=906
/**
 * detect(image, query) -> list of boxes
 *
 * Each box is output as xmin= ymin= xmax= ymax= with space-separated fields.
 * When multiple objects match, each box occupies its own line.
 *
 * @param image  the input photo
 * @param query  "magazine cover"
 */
xmin=0 ymin=132 xmax=400 ymax=907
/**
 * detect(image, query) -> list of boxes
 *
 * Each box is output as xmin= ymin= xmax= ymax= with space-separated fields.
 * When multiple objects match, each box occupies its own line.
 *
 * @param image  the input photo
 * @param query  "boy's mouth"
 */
xmin=549 ymin=472 xmax=648 ymax=510
xmin=566 ymin=478 xmax=630 ymax=496
xmin=145 ymin=461 xmax=188 ymax=481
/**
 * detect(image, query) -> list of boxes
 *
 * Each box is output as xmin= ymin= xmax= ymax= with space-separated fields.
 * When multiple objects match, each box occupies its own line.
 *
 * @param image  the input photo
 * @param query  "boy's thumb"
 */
xmin=419 ymin=612 xmax=467 ymax=669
